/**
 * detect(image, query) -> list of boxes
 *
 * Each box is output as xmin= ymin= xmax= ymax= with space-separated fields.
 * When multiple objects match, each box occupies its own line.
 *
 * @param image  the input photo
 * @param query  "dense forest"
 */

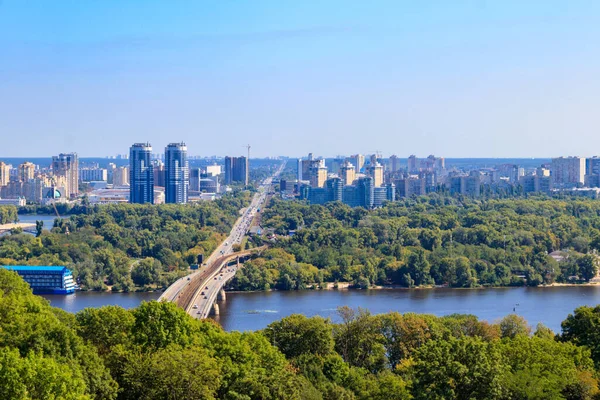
xmin=231 ymin=196 xmax=600 ymax=291
xmin=2 ymin=268 xmax=600 ymax=399
xmin=0 ymin=193 xmax=250 ymax=291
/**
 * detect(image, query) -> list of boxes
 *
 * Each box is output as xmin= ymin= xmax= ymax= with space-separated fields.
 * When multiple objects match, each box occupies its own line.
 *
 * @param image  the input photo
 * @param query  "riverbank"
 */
xmin=226 ymin=279 xmax=600 ymax=293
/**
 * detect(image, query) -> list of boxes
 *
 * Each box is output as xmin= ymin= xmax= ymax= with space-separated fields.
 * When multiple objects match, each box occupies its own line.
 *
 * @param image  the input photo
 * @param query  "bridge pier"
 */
xmin=212 ymin=303 xmax=220 ymax=316
xmin=237 ymin=256 xmax=240 ymax=267
xmin=218 ymin=289 xmax=226 ymax=301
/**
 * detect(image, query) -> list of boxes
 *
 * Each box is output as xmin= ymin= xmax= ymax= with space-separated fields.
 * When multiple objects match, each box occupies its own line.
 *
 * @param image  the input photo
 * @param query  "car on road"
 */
xmin=192 ymin=304 xmax=198 ymax=309
xmin=197 ymin=310 xmax=202 ymax=314
xmin=204 ymin=295 xmax=208 ymax=299
xmin=201 ymin=291 xmax=205 ymax=295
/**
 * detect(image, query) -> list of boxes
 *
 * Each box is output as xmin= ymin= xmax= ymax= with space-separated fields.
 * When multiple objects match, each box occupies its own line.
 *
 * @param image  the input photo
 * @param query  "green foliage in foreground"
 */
xmin=4 ymin=268 xmax=600 ymax=399
xmin=0 ymin=193 xmax=249 ymax=291
xmin=247 ymin=196 xmax=600 ymax=290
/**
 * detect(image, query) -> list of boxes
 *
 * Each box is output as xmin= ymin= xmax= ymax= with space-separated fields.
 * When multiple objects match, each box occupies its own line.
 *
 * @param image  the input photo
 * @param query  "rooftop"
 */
xmin=2 ymin=266 xmax=68 ymax=273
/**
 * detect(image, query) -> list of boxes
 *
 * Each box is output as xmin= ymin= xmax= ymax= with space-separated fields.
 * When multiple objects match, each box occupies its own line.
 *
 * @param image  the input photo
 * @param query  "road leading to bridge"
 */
xmin=159 ymin=161 xmax=285 ymax=316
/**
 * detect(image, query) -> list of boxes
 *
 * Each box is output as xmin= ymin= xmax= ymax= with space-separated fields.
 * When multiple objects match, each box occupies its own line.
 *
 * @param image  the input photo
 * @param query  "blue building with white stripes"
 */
xmin=1 ymin=266 xmax=76 ymax=294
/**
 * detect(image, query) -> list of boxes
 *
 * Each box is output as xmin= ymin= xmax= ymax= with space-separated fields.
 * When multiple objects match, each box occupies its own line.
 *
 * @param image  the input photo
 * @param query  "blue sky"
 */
xmin=1 ymin=1 xmax=599 ymax=158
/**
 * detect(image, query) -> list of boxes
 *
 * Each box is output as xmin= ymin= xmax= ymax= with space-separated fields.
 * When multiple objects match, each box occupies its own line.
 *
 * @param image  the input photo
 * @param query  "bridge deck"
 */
xmin=163 ymin=247 xmax=266 ymax=316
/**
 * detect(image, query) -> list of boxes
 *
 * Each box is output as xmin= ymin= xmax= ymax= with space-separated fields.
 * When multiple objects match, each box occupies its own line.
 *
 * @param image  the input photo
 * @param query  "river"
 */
xmin=42 ymin=286 xmax=600 ymax=333
xmin=17 ymin=214 xmax=58 ymax=230
xmin=41 ymin=291 xmax=161 ymax=312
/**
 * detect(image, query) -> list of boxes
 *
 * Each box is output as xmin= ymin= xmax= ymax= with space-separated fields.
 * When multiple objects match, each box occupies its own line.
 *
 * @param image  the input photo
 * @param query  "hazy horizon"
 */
xmin=2 ymin=1 xmax=599 ymax=158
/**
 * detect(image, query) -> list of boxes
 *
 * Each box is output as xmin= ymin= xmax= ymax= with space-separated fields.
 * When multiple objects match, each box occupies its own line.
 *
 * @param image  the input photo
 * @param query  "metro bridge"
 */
xmin=159 ymin=246 xmax=266 ymax=318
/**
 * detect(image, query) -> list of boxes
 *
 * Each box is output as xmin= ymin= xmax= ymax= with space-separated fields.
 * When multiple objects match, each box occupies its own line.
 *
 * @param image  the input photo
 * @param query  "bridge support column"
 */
xmin=212 ymin=303 xmax=220 ymax=316
xmin=237 ymin=256 xmax=240 ymax=267
xmin=218 ymin=289 xmax=226 ymax=302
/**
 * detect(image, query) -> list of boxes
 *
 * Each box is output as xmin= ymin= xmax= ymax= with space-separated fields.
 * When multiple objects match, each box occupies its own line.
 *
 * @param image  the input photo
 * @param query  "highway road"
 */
xmin=159 ymin=161 xmax=286 ymax=314
xmin=190 ymin=264 xmax=239 ymax=318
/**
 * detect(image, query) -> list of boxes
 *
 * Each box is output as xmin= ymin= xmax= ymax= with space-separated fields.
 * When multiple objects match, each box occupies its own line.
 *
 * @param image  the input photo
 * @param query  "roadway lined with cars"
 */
xmin=186 ymin=163 xmax=284 ymax=318
xmin=159 ymin=161 xmax=285 ymax=317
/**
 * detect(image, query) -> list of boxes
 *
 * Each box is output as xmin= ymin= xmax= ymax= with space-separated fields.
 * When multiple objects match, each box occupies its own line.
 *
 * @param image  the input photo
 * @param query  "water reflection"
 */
xmin=216 ymin=286 xmax=600 ymax=333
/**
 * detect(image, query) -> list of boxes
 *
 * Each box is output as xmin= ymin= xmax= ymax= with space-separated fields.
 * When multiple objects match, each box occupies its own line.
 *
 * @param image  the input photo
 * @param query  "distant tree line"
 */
xmin=231 ymin=196 xmax=600 ymax=290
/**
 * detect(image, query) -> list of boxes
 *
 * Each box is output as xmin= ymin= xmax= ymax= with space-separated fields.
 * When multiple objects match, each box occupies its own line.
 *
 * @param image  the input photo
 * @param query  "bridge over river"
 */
xmin=159 ymin=161 xmax=284 ymax=318
xmin=175 ymin=246 xmax=266 ymax=318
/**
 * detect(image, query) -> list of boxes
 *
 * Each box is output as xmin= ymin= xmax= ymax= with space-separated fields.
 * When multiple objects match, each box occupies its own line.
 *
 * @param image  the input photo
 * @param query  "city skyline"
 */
xmin=2 ymin=1 xmax=600 ymax=157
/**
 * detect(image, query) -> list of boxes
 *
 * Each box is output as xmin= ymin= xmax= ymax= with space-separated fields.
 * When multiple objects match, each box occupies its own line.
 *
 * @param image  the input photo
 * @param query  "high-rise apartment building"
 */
xmin=113 ymin=166 xmax=129 ymax=186
xmin=374 ymin=185 xmax=395 ymax=207
xmin=300 ymin=158 xmax=315 ymax=181
xmin=189 ymin=168 xmax=201 ymax=192
xmin=0 ymin=162 xmax=10 ymax=187
xmin=224 ymin=156 xmax=248 ymax=185
xmin=357 ymin=177 xmax=374 ymax=209
xmin=551 ymin=157 xmax=585 ymax=188
xmin=340 ymin=161 xmax=356 ymax=185
xmin=389 ymin=155 xmax=399 ymax=173
xmin=79 ymin=168 xmax=108 ymax=182
xmin=396 ymin=177 xmax=426 ymax=197
xmin=206 ymin=164 xmax=221 ymax=176
xmin=164 ymin=142 xmax=189 ymax=204
xmin=18 ymin=162 xmax=35 ymax=182
xmin=129 ymin=143 xmax=154 ymax=204
xmin=349 ymin=154 xmax=365 ymax=173
xmin=586 ymin=157 xmax=600 ymax=177
xmin=153 ymin=161 xmax=165 ymax=188
xmin=52 ymin=153 xmax=79 ymax=198
xmin=309 ymin=159 xmax=327 ymax=188
xmin=366 ymin=162 xmax=384 ymax=187
xmin=297 ymin=159 xmax=303 ymax=181
xmin=419 ymin=155 xmax=445 ymax=172
xmin=331 ymin=157 xmax=345 ymax=175
xmin=445 ymin=175 xmax=481 ymax=197
xmin=407 ymin=155 xmax=419 ymax=173
xmin=519 ymin=175 xmax=553 ymax=194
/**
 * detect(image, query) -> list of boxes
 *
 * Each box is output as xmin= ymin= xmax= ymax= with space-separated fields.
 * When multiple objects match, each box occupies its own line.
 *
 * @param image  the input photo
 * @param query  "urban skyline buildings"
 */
xmin=164 ymin=142 xmax=189 ymax=204
xmin=0 ymin=162 xmax=10 ymax=187
xmin=51 ymin=153 xmax=79 ymax=198
xmin=224 ymin=156 xmax=248 ymax=186
xmin=129 ymin=143 xmax=154 ymax=204
xmin=551 ymin=156 xmax=586 ymax=188
xmin=17 ymin=162 xmax=35 ymax=182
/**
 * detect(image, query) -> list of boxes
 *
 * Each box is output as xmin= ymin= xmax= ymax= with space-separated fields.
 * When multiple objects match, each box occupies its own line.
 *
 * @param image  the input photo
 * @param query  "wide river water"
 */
xmin=41 ymin=286 xmax=600 ymax=332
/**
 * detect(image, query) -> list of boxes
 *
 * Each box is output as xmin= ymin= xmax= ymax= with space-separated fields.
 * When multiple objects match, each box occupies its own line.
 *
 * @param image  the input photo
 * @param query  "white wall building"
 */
xmin=551 ymin=157 xmax=585 ymax=188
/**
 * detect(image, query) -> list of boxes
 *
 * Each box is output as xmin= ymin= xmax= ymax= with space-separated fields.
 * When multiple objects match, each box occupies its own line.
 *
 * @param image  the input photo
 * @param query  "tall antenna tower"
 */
xmin=244 ymin=144 xmax=251 ymax=186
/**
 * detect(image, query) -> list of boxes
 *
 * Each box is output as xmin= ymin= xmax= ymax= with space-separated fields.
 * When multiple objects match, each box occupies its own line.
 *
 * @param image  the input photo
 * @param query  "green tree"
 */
xmin=499 ymin=335 xmax=597 ymax=399
xmin=130 ymin=258 xmax=161 ymax=286
xmin=35 ymin=220 xmax=44 ymax=237
xmin=264 ymin=314 xmax=334 ymax=359
xmin=560 ymin=305 xmax=600 ymax=368
xmin=119 ymin=346 xmax=221 ymax=400
xmin=577 ymin=254 xmax=598 ymax=282
xmin=411 ymin=336 xmax=506 ymax=400
xmin=498 ymin=314 xmax=531 ymax=339
xmin=76 ymin=305 xmax=135 ymax=355
xmin=333 ymin=307 xmax=387 ymax=373
xmin=379 ymin=312 xmax=444 ymax=369
xmin=406 ymin=250 xmax=430 ymax=286
xmin=131 ymin=301 xmax=196 ymax=350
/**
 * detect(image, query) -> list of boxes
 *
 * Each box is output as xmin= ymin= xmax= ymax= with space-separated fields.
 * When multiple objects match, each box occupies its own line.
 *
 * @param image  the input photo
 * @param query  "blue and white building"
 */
xmin=1 ymin=266 xmax=76 ymax=294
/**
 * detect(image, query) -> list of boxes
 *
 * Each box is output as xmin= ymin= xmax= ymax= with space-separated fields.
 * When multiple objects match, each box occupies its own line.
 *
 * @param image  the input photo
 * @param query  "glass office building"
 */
xmin=129 ymin=143 xmax=154 ymax=204
xmin=164 ymin=142 xmax=189 ymax=204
